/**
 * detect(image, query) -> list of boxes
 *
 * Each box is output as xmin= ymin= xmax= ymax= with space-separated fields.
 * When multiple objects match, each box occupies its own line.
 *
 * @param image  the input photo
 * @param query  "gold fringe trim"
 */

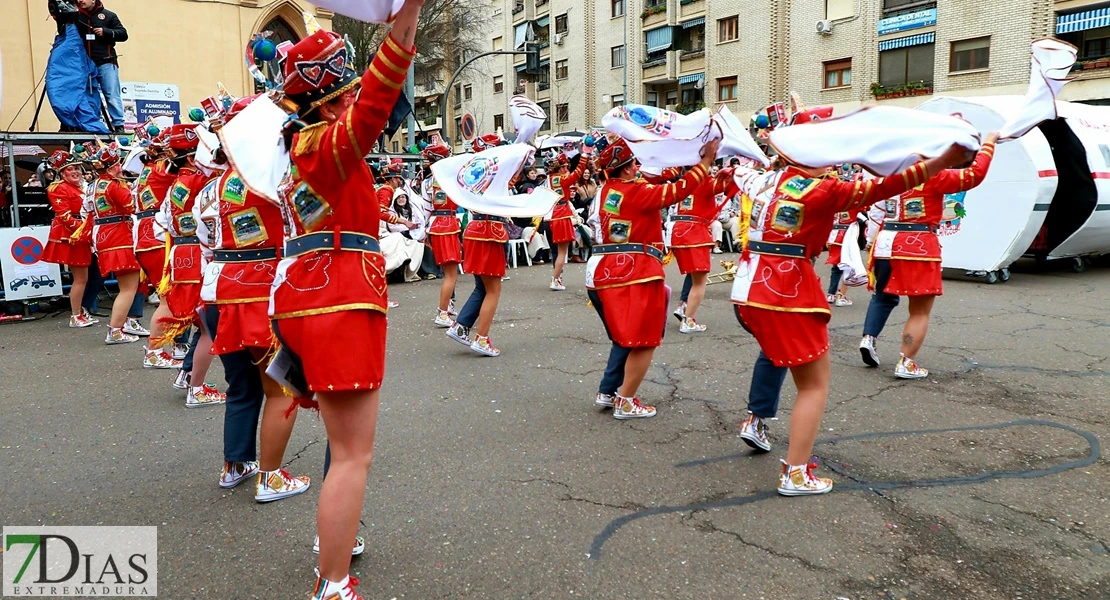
xmin=294 ymin=122 xmax=327 ymax=156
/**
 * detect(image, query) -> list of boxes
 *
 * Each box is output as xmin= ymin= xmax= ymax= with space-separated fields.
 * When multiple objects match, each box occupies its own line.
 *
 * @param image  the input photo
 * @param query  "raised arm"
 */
xmin=830 ymin=142 xmax=976 ymax=212
xmin=645 ymin=138 xmax=719 ymax=208
xmin=928 ymin=136 xmax=997 ymax=194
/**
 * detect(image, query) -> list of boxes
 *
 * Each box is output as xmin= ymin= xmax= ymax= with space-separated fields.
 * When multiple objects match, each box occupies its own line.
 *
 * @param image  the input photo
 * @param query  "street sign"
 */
xmin=461 ymin=113 xmax=477 ymax=140
xmin=121 ymin=82 xmax=181 ymax=127
xmin=0 ymin=227 xmax=62 ymax=301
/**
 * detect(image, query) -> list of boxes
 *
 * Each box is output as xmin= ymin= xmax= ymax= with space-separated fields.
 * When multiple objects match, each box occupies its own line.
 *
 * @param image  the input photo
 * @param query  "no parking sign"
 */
xmin=0 ymin=227 xmax=62 ymax=301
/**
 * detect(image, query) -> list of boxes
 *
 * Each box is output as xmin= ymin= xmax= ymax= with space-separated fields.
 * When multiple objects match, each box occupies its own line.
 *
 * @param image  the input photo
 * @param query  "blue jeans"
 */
xmin=456 ymin=275 xmax=486 ymax=329
xmin=96 ymin=63 xmax=125 ymax=127
xmin=733 ymin=305 xmax=789 ymax=418
xmin=206 ymin=306 xmax=264 ymax=463
xmin=827 ymin=266 xmax=842 ymax=296
xmin=588 ymin=288 xmax=635 ymax=396
xmin=862 ymin=259 xmax=900 ymax=338
xmin=680 ymin=274 xmax=693 ymax=303
xmin=181 ymin=326 xmax=202 ymax=373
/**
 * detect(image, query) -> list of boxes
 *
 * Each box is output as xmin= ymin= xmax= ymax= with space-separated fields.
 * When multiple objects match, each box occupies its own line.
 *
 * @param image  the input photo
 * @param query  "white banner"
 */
xmin=0 ymin=227 xmax=63 ymax=301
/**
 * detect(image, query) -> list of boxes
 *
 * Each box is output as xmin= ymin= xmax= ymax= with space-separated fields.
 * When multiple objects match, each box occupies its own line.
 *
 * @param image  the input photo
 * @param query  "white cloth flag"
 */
xmin=602 ymin=104 xmax=770 ymax=169
xmin=431 ymin=143 xmax=559 ymax=218
xmin=769 ymin=106 xmax=981 ymax=177
xmin=307 ymin=0 xmax=404 ymax=24
xmin=509 ymin=95 xmax=546 ymax=145
xmin=838 ymin=222 xmax=868 ymax=287
xmin=999 ymin=39 xmax=1077 ymax=141
xmin=217 ymin=95 xmax=290 ymax=203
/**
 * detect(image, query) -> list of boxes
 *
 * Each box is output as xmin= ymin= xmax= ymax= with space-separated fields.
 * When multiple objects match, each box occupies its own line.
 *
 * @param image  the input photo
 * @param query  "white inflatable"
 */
xmin=1048 ymin=102 xmax=1110 ymax=262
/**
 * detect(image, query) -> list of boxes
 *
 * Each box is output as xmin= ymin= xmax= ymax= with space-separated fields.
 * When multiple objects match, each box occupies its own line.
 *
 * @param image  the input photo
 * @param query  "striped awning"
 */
xmin=645 ymin=26 xmax=673 ymax=53
xmin=516 ymin=63 xmax=528 ymax=72
xmin=535 ymin=15 xmax=550 ymax=28
xmin=1056 ymin=7 xmax=1110 ymax=34
xmin=681 ymin=17 xmax=705 ymax=29
xmin=678 ymin=72 xmax=704 ymax=85
xmin=878 ymin=31 xmax=935 ymax=52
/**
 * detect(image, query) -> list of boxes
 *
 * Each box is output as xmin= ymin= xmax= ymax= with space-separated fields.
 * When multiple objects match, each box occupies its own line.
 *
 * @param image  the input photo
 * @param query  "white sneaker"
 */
xmin=388 ymin=300 xmax=400 ymax=309
xmin=123 ymin=317 xmax=150 ymax=337
xmin=712 ymin=247 xmax=723 ymax=254
xmin=312 ymin=534 xmax=366 ymax=556
xmin=777 ymin=459 xmax=833 ymax=496
xmin=446 ymin=322 xmax=471 ymax=346
xmin=895 ymin=354 xmax=929 ymax=379
xmin=501 ymin=275 xmax=511 ymax=281
xmin=679 ymin=317 xmax=707 ymax=334
xmin=173 ymin=370 xmax=191 ymax=390
xmin=143 ymin=349 xmax=182 ymax=369
xmin=469 ymin=334 xmax=501 ymax=357
xmin=859 ymin=335 xmax=880 ymax=367
xmin=172 ymin=343 xmax=189 ymax=360
xmin=255 ymin=469 xmax=310 ymax=503
xmin=186 ymin=383 xmax=227 ymax=408
xmin=433 ymin=310 xmax=453 ymax=328
xmin=310 ymin=575 xmax=363 ymax=600
xmin=613 ymin=395 xmax=657 ymax=419
xmin=80 ymin=308 xmax=100 ymax=325
xmin=69 ymin=313 xmax=95 ymax=328
xmin=105 ymin=328 xmax=140 ymax=345
xmin=549 ymin=277 xmax=566 ymax=291
xmin=447 ymin=298 xmax=457 ymax=316
xmin=826 ymin=294 xmax=836 ymax=304
xmin=833 ymin=294 xmax=853 ymax=307
xmin=219 ymin=461 xmax=259 ymax=489
xmin=147 ymin=293 xmax=160 ymax=306
xmin=672 ymin=302 xmax=686 ymax=323
xmin=738 ymin=413 xmax=772 ymax=452
xmin=595 ymin=392 xmax=615 ymax=408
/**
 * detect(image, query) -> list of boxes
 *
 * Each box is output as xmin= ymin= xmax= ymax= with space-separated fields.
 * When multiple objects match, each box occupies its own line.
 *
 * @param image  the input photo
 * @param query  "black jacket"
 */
xmin=76 ymin=1 xmax=127 ymax=66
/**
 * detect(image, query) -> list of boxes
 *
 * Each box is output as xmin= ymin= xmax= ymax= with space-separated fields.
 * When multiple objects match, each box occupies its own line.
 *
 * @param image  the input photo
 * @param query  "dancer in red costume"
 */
xmin=264 ymin=3 xmax=424 ymax=596
xmin=422 ymin=141 xmax=462 ymax=327
xmin=88 ymin=142 xmax=143 ymax=344
xmin=587 ymin=136 xmax=718 ymax=419
xmin=859 ymin=133 xmax=998 ymax=378
xmin=40 ymin=150 xmax=96 ymax=328
xmin=543 ymin=151 xmax=589 ymax=291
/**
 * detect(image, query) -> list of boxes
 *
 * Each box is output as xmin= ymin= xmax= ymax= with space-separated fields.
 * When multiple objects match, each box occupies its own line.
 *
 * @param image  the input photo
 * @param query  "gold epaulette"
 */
xmin=294 ymin=122 xmax=328 ymax=156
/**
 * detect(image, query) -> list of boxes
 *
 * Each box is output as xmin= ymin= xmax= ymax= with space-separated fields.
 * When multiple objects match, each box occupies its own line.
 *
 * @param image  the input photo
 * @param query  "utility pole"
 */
xmin=438 ymin=49 xmax=539 ymax=143
xmin=405 ymin=63 xmax=416 ymax=150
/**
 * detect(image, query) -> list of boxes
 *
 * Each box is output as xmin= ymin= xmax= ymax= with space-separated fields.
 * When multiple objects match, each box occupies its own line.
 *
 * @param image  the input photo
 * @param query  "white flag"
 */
xmin=509 ymin=95 xmax=547 ymax=145
xmin=308 ymin=0 xmax=405 ymax=24
xmin=999 ymin=39 xmax=1077 ymax=141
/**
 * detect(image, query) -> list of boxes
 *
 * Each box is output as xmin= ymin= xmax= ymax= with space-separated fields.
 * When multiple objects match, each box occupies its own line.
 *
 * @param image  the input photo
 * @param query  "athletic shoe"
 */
xmin=613 ymin=395 xmax=656 ymax=419
xmin=143 ymin=349 xmax=181 ymax=369
xmin=310 ymin=575 xmax=363 ymax=600
xmin=446 ymin=322 xmax=471 ymax=346
xmin=69 ymin=313 xmax=95 ymax=328
xmin=434 ymin=310 xmax=453 ymax=328
xmin=123 ymin=318 xmax=150 ymax=337
xmin=172 ymin=370 xmax=191 ymax=390
xmin=105 ymin=328 xmax=140 ymax=345
xmin=595 ymin=393 xmax=615 ymax=408
xmin=185 ymin=384 xmax=227 ymax=408
xmin=895 ymin=354 xmax=929 ymax=379
xmin=255 ymin=469 xmax=310 ymax=503
xmin=777 ymin=459 xmax=833 ymax=496
xmin=672 ymin=302 xmax=687 ymax=322
xmin=501 ymin=275 xmax=511 ymax=281
xmin=147 ymin=293 xmax=160 ymax=306
xmin=712 ymin=247 xmax=723 ymax=254
xmin=738 ymin=413 xmax=772 ymax=452
xmin=679 ymin=317 xmax=707 ymax=334
xmin=549 ymin=277 xmax=566 ymax=291
xmin=388 ymin=300 xmax=400 ymax=309
xmin=172 ymin=343 xmax=189 ymax=360
xmin=312 ymin=534 xmax=366 ymax=556
xmin=469 ymin=334 xmax=500 ymax=357
xmin=833 ymin=294 xmax=853 ymax=307
xmin=859 ymin=335 xmax=880 ymax=367
xmin=81 ymin=308 xmax=100 ymax=324
xmin=826 ymin=294 xmax=836 ymax=304
xmin=219 ymin=461 xmax=259 ymax=489
xmin=447 ymin=298 xmax=457 ymax=316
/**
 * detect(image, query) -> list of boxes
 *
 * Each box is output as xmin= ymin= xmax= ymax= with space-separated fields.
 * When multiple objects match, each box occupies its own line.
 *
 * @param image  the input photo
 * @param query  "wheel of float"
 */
xmin=999 ymin=268 xmax=1011 ymax=282
xmin=1071 ymin=257 xmax=1087 ymax=273
xmin=986 ymin=271 xmax=999 ymax=284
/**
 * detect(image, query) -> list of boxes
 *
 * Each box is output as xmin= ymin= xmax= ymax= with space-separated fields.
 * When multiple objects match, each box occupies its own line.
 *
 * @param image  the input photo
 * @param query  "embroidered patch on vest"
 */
xmin=751 ymin=199 xmax=766 ymax=225
xmin=175 ymin=213 xmax=197 ymax=235
xmin=229 ymin=208 xmax=267 ymax=247
xmin=138 ymin=187 xmax=158 ymax=210
xmin=680 ymin=195 xmax=694 ymax=211
xmin=222 ymin=174 xmax=246 ymax=206
xmin=603 ymin=190 xmax=624 ymax=215
xmin=777 ymin=176 xmax=818 ymax=200
xmin=94 ymin=180 xmax=111 ymax=214
xmin=138 ymin=166 xmax=152 ymax=187
xmin=290 ymin=181 xmax=330 ymax=231
xmin=608 ymin=219 xmax=631 ymax=243
xmin=770 ymin=200 xmax=804 ymax=233
xmin=884 ymin=198 xmax=898 ymax=219
xmin=902 ymin=197 xmax=925 ymax=219
xmin=170 ymin=181 xmax=190 ymax=209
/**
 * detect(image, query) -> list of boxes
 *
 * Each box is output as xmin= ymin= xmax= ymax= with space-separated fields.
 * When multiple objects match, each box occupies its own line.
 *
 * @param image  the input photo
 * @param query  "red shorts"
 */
xmin=135 ymin=247 xmax=166 ymax=288
xmin=275 ymin=309 xmax=386 ymax=393
xmin=590 ymin=280 xmax=668 ymax=348
xmin=41 ymin=240 xmax=93 ymax=268
xmin=97 ymin=247 xmax=141 ymax=276
xmin=463 ymin=238 xmax=506 ymax=278
xmin=734 ymin=305 xmax=830 ymax=367
xmin=885 ymin=260 xmax=943 ymax=296
xmin=212 ymin=301 xmax=276 ymax=355
xmin=548 ymin=218 xmax=576 ymax=245
xmin=165 ymin=282 xmax=202 ymax=321
xmin=672 ymin=246 xmax=712 ymax=274
xmin=429 ymin=233 xmax=462 ymax=265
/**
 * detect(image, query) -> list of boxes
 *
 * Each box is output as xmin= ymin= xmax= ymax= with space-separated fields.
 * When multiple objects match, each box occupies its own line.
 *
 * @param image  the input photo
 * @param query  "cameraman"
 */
xmin=76 ymin=0 xmax=128 ymax=133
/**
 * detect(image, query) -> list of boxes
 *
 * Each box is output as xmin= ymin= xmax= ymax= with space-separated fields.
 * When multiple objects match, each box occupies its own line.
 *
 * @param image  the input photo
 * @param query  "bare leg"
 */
xmin=69 ymin=266 xmax=88 ymax=316
xmin=110 ymin=271 xmax=140 ymax=329
xmin=684 ymin=272 xmax=710 ymax=319
xmin=438 ymin=263 xmax=458 ymax=311
xmin=316 ymin=389 xmax=380 ymax=581
xmin=147 ymin=302 xmax=173 ymax=350
xmin=619 ymin=347 xmax=656 ymax=398
xmin=474 ymin=275 xmax=501 ymax=337
xmin=900 ymin=295 xmax=936 ymax=359
xmin=257 ymin=359 xmax=298 ymax=472
xmin=838 ymin=280 xmax=849 ymax=300
xmin=553 ymin=242 xmax=569 ymax=280
xmin=189 ymin=330 xmax=217 ymax=384
xmin=785 ymin=354 xmax=831 ymax=466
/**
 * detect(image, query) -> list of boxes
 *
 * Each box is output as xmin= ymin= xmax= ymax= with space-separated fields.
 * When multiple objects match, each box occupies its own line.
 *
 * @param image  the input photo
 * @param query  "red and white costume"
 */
xmin=461 ymin=212 xmax=508 ymax=278
xmin=545 ymin=158 xmax=586 ymax=244
xmin=90 ymin=172 xmax=140 ymax=277
xmin=156 ymin=164 xmax=212 ymax=342
xmin=426 ymin=180 xmax=462 ymax=265
xmin=132 ymin=158 xmax=173 ymax=286
xmin=824 ymin=210 xmax=862 ymax=266
xmin=671 ymin=172 xmax=737 ymax=274
xmin=41 ymin=178 xmax=93 ymax=268
xmin=870 ymin=141 xmax=996 ymax=296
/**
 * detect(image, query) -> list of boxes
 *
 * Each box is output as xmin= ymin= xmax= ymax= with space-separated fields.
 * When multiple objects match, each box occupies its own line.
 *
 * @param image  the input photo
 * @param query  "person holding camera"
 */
xmin=76 ymin=0 xmax=128 ymax=133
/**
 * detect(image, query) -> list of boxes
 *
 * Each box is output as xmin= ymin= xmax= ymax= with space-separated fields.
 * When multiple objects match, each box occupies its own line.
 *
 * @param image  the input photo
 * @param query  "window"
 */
xmin=611 ymin=94 xmax=624 ymax=107
xmin=464 ymin=84 xmax=473 ymax=101
xmin=823 ymin=59 xmax=852 ymax=88
xmin=392 ymin=141 xmax=399 ymax=153
xmin=494 ymin=114 xmax=504 ymax=131
xmin=612 ymin=0 xmax=625 ymax=18
xmin=493 ymin=75 xmax=504 ymax=94
xmin=611 ymin=45 xmax=626 ymax=68
xmin=555 ymin=13 xmax=569 ymax=35
xmin=539 ymin=101 xmax=552 ymax=130
xmin=538 ymin=63 xmax=550 ymax=91
xmin=679 ymin=24 xmax=705 ymax=52
xmin=454 ymin=116 xmax=463 ymax=141
xmin=666 ymin=90 xmax=678 ymax=106
xmin=882 ymin=0 xmax=934 ymax=16
xmin=879 ymin=43 xmax=934 ymax=88
xmin=718 ymin=16 xmax=738 ymax=43
xmin=513 ymin=0 xmax=524 ymax=15
xmin=492 ymin=36 xmax=503 ymax=51
xmin=556 ymin=59 xmax=569 ymax=80
xmin=950 ymin=37 xmax=990 ymax=72
xmin=453 ymin=84 xmax=462 ymax=108
xmin=556 ymin=103 xmax=569 ymax=123
xmin=647 ymin=0 xmax=664 ymax=7
xmin=646 ymin=91 xmax=659 ymax=107
xmin=681 ymin=84 xmax=703 ymax=107
xmin=718 ymin=77 xmax=737 ymax=101
xmin=1059 ymin=25 xmax=1110 ymax=60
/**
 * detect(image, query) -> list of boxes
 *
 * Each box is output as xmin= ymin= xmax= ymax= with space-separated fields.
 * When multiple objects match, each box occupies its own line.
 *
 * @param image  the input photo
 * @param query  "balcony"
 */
xmin=679 ymin=0 xmax=704 ymax=18
xmin=678 ymin=49 xmax=704 ymax=73
xmin=642 ymin=51 xmax=677 ymax=83
xmin=641 ymin=1 xmax=667 ymax=28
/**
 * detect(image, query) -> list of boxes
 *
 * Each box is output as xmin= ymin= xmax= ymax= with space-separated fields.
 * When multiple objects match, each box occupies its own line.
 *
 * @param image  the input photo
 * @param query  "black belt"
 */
xmin=472 ymin=214 xmax=508 ymax=224
xmin=672 ymin=215 xmax=706 ymax=223
xmin=432 ymin=209 xmax=456 ymax=217
xmin=284 ymin=231 xmax=381 ymax=259
xmin=213 ymin=248 xmax=278 ymax=263
xmin=95 ymin=215 xmax=128 ymax=225
xmin=884 ymin=221 xmax=933 ymax=232
xmin=833 ymin=224 xmax=850 ymax=230
xmin=748 ymin=240 xmax=807 ymax=258
xmin=173 ymin=235 xmax=200 ymax=245
xmin=592 ymin=243 xmax=665 ymax=262
xmin=135 ymin=209 xmax=159 ymax=219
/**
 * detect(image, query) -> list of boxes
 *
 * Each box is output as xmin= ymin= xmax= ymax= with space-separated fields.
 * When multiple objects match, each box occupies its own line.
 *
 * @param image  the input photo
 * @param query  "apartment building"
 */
xmin=449 ymin=0 xmax=1110 ymax=150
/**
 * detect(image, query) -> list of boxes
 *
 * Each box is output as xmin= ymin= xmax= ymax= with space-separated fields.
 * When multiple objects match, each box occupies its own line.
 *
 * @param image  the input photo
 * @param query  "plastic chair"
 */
xmin=507 ymin=239 xmax=532 ymax=268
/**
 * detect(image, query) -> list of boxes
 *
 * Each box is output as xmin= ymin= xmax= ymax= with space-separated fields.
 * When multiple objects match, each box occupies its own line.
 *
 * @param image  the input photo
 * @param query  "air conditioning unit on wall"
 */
xmin=554 ymin=33 xmax=565 ymax=45
xmin=816 ymin=20 xmax=833 ymax=35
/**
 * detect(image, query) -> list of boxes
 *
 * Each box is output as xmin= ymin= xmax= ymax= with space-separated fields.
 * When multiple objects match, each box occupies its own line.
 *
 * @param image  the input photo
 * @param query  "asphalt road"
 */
xmin=1 ymin=256 xmax=1108 ymax=599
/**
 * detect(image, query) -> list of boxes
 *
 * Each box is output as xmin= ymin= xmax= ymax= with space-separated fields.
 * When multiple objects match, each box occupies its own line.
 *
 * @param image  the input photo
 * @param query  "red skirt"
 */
xmin=41 ymin=240 xmax=92 ymax=268
xmin=275 ymin=309 xmax=386 ymax=392
xmin=672 ymin=246 xmax=711 ymax=274
xmin=885 ymin=260 xmax=943 ymax=296
xmin=735 ymin=305 xmax=830 ymax=367
xmin=825 ymin=243 xmax=843 ymax=266
xmin=136 ymin=246 xmax=166 ymax=289
xmin=592 ymin=280 xmax=668 ymax=348
xmin=212 ymin=301 xmax=276 ymax=355
xmin=97 ymin=247 xmax=141 ymax=276
xmin=548 ymin=218 xmax=576 ymax=245
xmin=463 ymin=238 xmax=506 ymax=278
xmin=429 ymin=233 xmax=462 ymax=265
xmin=165 ymin=282 xmax=202 ymax=321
